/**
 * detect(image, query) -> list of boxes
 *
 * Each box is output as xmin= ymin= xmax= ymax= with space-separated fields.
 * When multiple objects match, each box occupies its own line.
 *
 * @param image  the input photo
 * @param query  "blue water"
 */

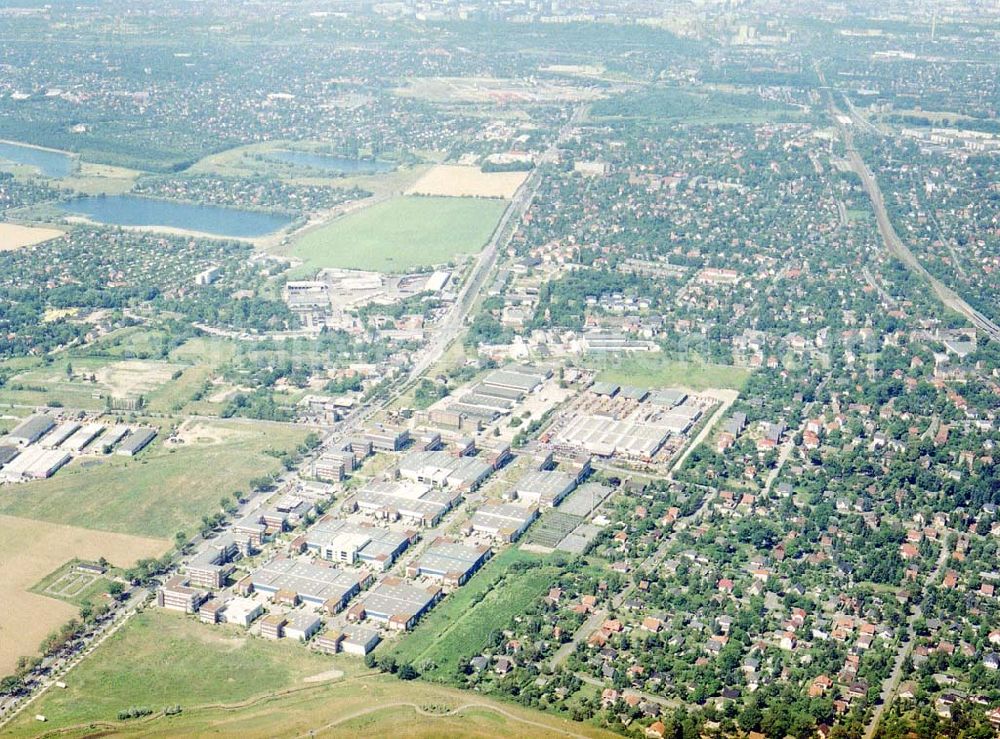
xmin=56 ymin=195 xmax=293 ymax=238
xmin=0 ymin=141 xmax=74 ymax=178
xmin=267 ymin=150 xmax=394 ymax=175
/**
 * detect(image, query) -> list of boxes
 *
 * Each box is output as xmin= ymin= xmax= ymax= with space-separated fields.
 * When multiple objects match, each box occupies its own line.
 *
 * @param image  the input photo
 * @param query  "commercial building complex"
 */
xmin=305 ymin=518 xmax=413 ymax=571
xmin=406 ymin=538 xmax=492 ymax=587
xmin=467 ymin=503 xmax=539 ymax=542
xmin=352 ymin=480 xmax=462 ymax=527
xmin=249 ymin=558 xmax=363 ymax=613
xmin=397 ymin=450 xmax=493 ymax=491
xmin=515 ymin=470 xmax=577 ymax=507
xmin=348 ymin=576 xmax=441 ymax=631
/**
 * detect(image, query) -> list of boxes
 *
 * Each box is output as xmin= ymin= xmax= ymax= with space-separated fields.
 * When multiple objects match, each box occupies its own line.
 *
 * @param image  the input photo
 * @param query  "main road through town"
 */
xmin=318 ymin=104 xmax=588 ymax=451
xmin=829 ymin=98 xmax=1000 ymax=343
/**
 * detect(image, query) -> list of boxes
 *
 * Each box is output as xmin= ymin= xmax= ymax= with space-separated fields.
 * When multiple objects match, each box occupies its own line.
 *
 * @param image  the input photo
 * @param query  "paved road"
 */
xmin=0 ymin=108 xmax=586 ymax=728
xmin=831 ymin=101 xmax=1000 ymax=342
xmin=405 ymin=104 xmax=586 ymax=386
xmin=550 ymin=608 xmax=608 ymax=670
xmin=862 ymin=542 xmax=950 ymax=739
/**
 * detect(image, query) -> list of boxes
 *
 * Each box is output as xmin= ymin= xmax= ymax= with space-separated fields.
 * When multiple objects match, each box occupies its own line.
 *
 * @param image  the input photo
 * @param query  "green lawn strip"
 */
xmin=27 ymin=558 xmax=111 ymax=607
xmin=589 ymin=354 xmax=750 ymax=391
xmin=389 ymin=548 xmax=554 ymax=678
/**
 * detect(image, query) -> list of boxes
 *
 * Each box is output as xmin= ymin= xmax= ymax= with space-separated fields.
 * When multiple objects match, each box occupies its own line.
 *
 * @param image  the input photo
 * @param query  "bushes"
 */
xmin=117 ymin=706 xmax=153 ymax=721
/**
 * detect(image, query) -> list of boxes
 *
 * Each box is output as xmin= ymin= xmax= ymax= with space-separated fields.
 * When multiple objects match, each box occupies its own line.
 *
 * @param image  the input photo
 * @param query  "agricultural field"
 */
xmin=0 ymin=515 xmax=166 ymax=675
xmin=0 ymin=419 xmax=307 ymax=538
xmin=590 ymin=354 xmax=751 ymax=391
xmin=388 ymin=548 xmax=556 ymax=680
xmin=406 ymin=165 xmax=528 ymax=199
xmin=286 ymin=196 xmax=507 ymax=274
xmin=0 ymin=223 xmax=64 ymax=250
xmin=6 ymin=609 xmax=610 ymax=737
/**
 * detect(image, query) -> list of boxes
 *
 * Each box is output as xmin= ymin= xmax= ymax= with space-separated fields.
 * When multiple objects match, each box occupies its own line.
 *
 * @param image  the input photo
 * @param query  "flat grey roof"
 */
xmin=471 ymin=503 xmax=536 ymax=530
xmin=398 ymin=450 xmax=492 ymax=488
xmin=482 ymin=369 xmax=541 ymax=394
xmin=0 ymin=446 xmax=19 ymax=466
xmin=307 ymin=519 xmax=410 ymax=562
xmin=414 ymin=541 xmax=488 ymax=577
xmin=362 ymin=578 xmax=437 ymax=620
xmin=620 ymin=386 xmax=650 ymax=401
xmin=591 ymin=382 xmax=620 ymax=397
xmin=251 ymin=558 xmax=359 ymax=604
xmin=558 ymin=483 xmax=613 ymax=517
xmin=9 ymin=414 xmax=55 ymax=441
xmin=649 ymin=389 xmax=687 ymax=407
xmin=516 ymin=470 xmax=576 ymax=501
xmin=118 ymin=428 xmax=157 ymax=454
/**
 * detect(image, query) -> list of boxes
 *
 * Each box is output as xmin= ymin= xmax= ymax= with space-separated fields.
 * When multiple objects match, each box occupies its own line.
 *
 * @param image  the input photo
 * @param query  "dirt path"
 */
xmin=298 ymin=700 xmax=595 ymax=738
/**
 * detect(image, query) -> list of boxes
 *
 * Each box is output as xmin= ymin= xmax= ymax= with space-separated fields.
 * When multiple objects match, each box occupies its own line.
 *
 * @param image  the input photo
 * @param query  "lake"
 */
xmin=56 ymin=195 xmax=293 ymax=238
xmin=267 ymin=150 xmax=395 ymax=175
xmin=0 ymin=141 xmax=75 ymax=178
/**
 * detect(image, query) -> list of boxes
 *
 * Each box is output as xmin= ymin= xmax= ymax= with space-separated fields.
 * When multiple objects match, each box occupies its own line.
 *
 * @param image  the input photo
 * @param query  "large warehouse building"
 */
xmin=556 ymin=414 xmax=672 ymax=459
xmin=249 ymin=558 xmax=363 ymax=613
xmin=348 ymin=576 xmax=441 ymax=631
xmin=352 ymin=480 xmax=462 ymax=527
xmin=397 ymin=450 xmax=493 ymax=491
xmin=305 ymin=518 xmax=414 ymax=571
xmin=467 ymin=503 xmax=539 ymax=542
xmin=7 ymin=414 xmax=55 ymax=446
xmin=406 ymin=538 xmax=492 ymax=587
xmin=515 ymin=470 xmax=577 ymax=507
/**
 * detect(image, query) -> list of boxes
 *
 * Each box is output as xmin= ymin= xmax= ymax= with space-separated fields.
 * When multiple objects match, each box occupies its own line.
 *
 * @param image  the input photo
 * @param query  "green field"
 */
xmin=0 ymin=419 xmax=306 ymax=538
xmin=389 ymin=548 xmax=555 ymax=679
xmin=589 ymin=354 xmax=750 ymax=391
xmin=287 ymin=196 xmax=507 ymax=274
xmin=7 ymin=610 xmax=613 ymax=739
xmin=28 ymin=559 xmax=112 ymax=607
xmin=0 ymin=357 xmax=114 ymax=410
xmin=5 ymin=609 xmax=347 ymax=733
xmin=0 ymin=334 xmax=238 ymax=415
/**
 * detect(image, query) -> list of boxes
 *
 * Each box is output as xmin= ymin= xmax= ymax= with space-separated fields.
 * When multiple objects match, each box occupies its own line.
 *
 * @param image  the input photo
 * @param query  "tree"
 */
xmin=0 ymin=675 xmax=24 ymax=696
xmin=398 ymin=663 xmax=419 ymax=680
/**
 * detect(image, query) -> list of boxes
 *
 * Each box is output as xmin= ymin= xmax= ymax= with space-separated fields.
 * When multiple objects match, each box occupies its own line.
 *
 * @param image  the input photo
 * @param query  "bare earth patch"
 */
xmin=406 ymin=164 xmax=528 ymax=199
xmin=303 ymin=669 xmax=345 ymax=683
xmin=0 ymin=514 xmax=168 ymax=674
xmin=172 ymin=419 xmax=252 ymax=446
xmin=94 ymin=360 xmax=179 ymax=398
xmin=0 ymin=223 xmax=64 ymax=251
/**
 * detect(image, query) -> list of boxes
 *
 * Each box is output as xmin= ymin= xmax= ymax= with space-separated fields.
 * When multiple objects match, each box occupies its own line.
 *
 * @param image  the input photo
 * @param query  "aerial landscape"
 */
xmin=0 ymin=0 xmax=999 ymax=737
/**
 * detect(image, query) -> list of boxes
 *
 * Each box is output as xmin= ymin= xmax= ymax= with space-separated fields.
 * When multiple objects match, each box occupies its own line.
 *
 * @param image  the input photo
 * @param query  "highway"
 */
xmin=831 ymin=99 xmax=1000 ymax=343
xmin=406 ymin=104 xmax=586 ymax=385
